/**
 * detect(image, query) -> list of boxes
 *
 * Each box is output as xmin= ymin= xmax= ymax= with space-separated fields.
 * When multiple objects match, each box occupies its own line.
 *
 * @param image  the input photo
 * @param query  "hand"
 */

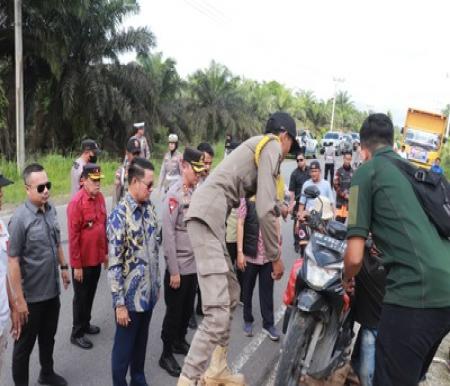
xmin=103 ymin=257 xmax=109 ymax=270
xmin=15 ymin=298 xmax=29 ymax=326
xmin=281 ymin=204 xmax=289 ymax=220
xmin=61 ymin=269 xmax=71 ymax=289
xmin=237 ymin=251 xmax=246 ymax=271
xmin=116 ymin=306 xmax=131 ymax=327
xmin=169 ymin=274 xmax=181 ymax=289
xmin=74 ymin=268 xmax=83 ymax=283
xmin=297 ymin=211 xmax=306 ymax=222
xmin=342 ymin=277 xmax=355 ymax=295
xmin=10 ymin=308 xmax=21 ymax=340
xmin=272 ymin=258 xmax=284 ymax=280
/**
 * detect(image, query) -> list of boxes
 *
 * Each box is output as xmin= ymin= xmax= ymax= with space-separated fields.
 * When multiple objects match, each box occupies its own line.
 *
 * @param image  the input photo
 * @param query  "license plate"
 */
xmin=409 ymin=148 xmax=427 ymax=162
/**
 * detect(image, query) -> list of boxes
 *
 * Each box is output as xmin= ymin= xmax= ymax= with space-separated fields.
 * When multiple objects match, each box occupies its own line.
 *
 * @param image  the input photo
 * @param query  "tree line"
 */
xmin=0 ymin=1 xmax=372 ymax=160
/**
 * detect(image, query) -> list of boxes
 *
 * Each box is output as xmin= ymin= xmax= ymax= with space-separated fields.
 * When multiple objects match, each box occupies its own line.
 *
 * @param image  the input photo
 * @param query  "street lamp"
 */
xmin=330 ymin=77 xmax=345 ymax=132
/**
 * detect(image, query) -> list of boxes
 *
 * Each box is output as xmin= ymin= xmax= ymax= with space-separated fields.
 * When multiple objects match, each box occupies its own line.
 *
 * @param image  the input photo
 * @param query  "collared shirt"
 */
xmin=289 ymin=166 xmax=310 ymax=200
xmin=107 ymin=193 xmax=160 ymax=312
xmin=347 ymin=146 xmax=450 ymax=308
xmin=300 ymin=178 xmax=335 ymax=211
xmin=130 ymin=135 xmax=150 ymax=160
xmin=162 ymin=179 xmax=196 ymax=276
xmin=8 ymin=200 xmax=61 ymax=303
xmin=158 ymin=150 xmax=183 ymax=193
xmin=67 ymin=188 xmax=107 ymax=268
xmin=0 ymin=220 xmax=9 ymax=331
xmin=113 ymin=162 xmax=129 ymax=207
xmin=70 ymin=157 xmax=86 ymax=197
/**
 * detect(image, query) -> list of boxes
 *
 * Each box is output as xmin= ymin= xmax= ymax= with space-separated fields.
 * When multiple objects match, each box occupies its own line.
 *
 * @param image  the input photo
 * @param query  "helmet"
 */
xmin=313 ymin=196 xmax=334 ymax=220
xmin=168 ymin=134 xmax=178 ymax=143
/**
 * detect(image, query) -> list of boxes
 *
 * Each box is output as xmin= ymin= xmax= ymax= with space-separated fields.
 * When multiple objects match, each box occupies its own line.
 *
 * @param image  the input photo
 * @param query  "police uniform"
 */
xmin=180 ymin=113 xmax=300 ymax=384
xmin=113 ymin=138 xmax=141 ymax=207
xmin=131 ymin=122 xmax=150 ymax=159
xmin=159 ymin=148 xmax=205 ymax=377
xmin=70 ymin=139 xmax=100 ymax=197
xmin=158 ymin=150 xmax=183 ymax=194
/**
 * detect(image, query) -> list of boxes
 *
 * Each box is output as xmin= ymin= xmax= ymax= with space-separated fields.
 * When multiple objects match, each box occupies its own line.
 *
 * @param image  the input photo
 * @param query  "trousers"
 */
xmin=182 ymin=219 xmax=240 ymax=381
xmin=324 ymin=163 xmax=335 ymax=183
xmin=12 ymin=296 xmax=60 ymax=386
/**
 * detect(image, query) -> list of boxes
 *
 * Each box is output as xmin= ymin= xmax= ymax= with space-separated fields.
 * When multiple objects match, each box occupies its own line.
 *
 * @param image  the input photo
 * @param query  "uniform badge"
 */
xmin=169 ymin=198 xmax=178 ymax=214
xmin=73 ymin=161 xmax=79 ymax=169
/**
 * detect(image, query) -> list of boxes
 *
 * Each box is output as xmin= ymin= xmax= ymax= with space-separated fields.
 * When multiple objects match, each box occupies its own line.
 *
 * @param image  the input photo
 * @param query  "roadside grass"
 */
xmin=441 ymin=142 xmax=450 ymax=179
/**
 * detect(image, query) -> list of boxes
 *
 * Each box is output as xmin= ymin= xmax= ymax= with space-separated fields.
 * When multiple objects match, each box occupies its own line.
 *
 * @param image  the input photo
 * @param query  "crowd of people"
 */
xmin=0 ymin=112 xmax=449 ymax=386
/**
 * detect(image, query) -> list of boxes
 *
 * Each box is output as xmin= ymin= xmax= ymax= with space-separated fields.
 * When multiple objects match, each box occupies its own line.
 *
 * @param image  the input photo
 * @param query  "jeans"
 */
xmin=374 ymin=304 xmax=450 ymax=386
xmin=352 ymin=327 xmax=377 ymax=386
xmin=112 ymin=310 xmax=153 ymax=386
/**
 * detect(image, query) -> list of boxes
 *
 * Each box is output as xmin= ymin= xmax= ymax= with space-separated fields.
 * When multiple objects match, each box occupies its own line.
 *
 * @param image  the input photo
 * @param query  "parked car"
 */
xmin=320 ymin=132 xmax=342 ymax=155
xmin=296 ymin=130 xmax=318 ymax=158
xmin=339 ymin=134 xmax=353 ymax=154
xmin=350 ymin=132 xmax=360 ymax=150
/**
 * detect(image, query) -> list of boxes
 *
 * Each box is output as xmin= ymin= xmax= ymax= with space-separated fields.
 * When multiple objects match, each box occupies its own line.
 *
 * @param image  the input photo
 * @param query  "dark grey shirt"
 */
xmin=8 ymin=200 xmax=61 ymax=303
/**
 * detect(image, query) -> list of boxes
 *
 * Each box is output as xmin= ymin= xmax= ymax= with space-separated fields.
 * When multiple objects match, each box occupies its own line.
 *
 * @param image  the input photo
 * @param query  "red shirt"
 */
xmin=67 ymin=188 xmax=107 ymax=268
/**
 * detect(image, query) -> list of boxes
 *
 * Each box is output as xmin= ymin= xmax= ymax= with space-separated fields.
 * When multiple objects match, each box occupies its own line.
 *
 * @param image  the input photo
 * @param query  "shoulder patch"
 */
xmin=73 ymin=161 xmax=79 ymax=169
xmin=168 ymin=197 xmax=179 ymax=214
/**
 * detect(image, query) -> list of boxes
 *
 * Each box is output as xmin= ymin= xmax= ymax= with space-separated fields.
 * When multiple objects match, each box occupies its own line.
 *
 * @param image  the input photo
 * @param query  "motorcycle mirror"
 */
xmin=304 ymin=185 xmax=320 ymax=199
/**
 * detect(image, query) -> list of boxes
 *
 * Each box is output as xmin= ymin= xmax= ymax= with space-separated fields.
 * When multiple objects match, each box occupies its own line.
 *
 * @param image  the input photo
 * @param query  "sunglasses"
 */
xmin=297 ymin=158 xmax=305 ymax=162
xmin=28 ymin=181 xmax=52 ymax=194
xmin=138 ymin=179 xmax=153 ymax=191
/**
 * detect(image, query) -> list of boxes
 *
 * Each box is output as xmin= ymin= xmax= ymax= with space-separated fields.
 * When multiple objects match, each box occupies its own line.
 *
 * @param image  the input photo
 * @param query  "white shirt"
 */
xmin=0 ymin=220 xmax=9 ymax=332
xmin=398 ymin=151 xmax=407 ymax=159
xmin=300 ymin=179 xmax=336 ymax=211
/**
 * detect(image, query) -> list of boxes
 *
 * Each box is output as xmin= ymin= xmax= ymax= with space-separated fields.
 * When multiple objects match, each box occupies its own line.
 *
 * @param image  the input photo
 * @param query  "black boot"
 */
xmin=172 ymin=339 xmax=190 ymax=355
xmin=38 ymin=371 xmax=68 ymax=386
xmin=159 ymin=345 xmax=181 ymax=377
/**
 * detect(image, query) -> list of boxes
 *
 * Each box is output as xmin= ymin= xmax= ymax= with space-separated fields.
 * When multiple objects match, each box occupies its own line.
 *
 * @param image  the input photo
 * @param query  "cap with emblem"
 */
xmin=126 ymin=137 xmax=141 ymax=155
xmin=81 ymin=163 xmax=104 ymax=180
xmin=310 ymin=160 xmax=321 ymax=170
xmin=0 ymin=173 xmax=13 ymax=187
xmin=133 ymin=122 xmax=145 ymax=130
xmin=183 ymin=147 xmax=205 ymax=173
xmin=81 ymin=139 xmax=101 ymax=154
xmin=265 ymin=112 xmax=300 ymax=154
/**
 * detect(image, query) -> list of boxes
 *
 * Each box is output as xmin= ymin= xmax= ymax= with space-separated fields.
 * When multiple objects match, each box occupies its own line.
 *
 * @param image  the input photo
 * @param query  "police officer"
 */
xmin=129 ymin=122 xmax=150 ymax=160
xmin=70 ymin=139 xmax=100 ymax=196
xmin=157 ymin=134 xmax=183 ymax=195
xmin=159 ymin=148 xmax=205 ymax=378
xmin=334 ymin=152 xmax=354 ymax=223
xmin=177 ymin=112 xmax=300 ymax=386
xmin=113 ymin=138 xmax=141 ymax=207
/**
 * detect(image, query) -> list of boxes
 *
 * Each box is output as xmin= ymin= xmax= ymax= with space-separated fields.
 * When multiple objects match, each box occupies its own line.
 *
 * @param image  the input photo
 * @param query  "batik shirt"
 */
xmin=107 ymin=193 xmax=161 ymax=312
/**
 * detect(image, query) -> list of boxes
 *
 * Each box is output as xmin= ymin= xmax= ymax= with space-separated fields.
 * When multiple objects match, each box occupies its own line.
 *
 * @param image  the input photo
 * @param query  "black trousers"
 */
xmin=161 ymin=270 xmax=197 ymax=349
xmin=242 ymin=262 xmax=274 ymax=329
xmin=374 ymin=304 xmax=450 ymax=386
xmin=71 ymin=265 xmax=101 ymax=338
xmin=13 ymin=296 xmax=60 ymax=386
xmin=324 ymin=163 xmax=335 ymax=183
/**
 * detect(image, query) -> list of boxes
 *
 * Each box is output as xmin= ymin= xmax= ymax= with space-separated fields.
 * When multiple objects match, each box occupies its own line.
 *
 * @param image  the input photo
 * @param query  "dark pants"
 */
xmin=242 ymin=262 xmax=274 ymax=329
xmin=72 ymin=265 xmax=101 ymax=338
xmin=374 ymin=304 xmax=450 ymax=386
xmin=161 ymin=271 xmax=197 ymax=349
xmin=13 ymin=296 xmax=60 ymax=386
xmin=324 ymin=163 xmax=335 ymax=183
xmin=112 ymin=310 xmax=153 ymax=386
xmin=227 ymin=242 xmax=243 ymax=301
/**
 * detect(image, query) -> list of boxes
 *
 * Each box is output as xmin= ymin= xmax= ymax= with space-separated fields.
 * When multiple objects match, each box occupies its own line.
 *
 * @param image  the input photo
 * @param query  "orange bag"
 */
xmin=283 ymin=258 xmax=304 ymax=306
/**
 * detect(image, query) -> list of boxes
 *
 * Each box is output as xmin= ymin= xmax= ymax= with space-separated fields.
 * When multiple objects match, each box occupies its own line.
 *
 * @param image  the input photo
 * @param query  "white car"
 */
xmin=320 ymin=132 xmax=343 ymax=155
xmin=296 ymin=130 xmax=318 ymax=158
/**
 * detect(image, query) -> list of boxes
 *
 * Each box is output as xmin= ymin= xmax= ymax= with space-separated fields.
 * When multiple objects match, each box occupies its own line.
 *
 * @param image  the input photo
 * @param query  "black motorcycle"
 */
xmin=275 ymin=185 xmax=353 ymax=386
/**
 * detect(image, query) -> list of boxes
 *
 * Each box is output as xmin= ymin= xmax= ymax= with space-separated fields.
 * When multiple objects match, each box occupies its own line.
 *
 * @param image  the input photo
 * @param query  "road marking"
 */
xmin=231 ymin=305 xmax=286 ymax=373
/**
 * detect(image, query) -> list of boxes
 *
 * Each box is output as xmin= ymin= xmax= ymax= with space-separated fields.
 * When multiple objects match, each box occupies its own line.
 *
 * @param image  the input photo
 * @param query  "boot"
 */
xmin=201 ymin=346 xmax=246 ymax=386
xmin=159 ymin=344 xmax=181 ymax=377
xmin=177 ymin=374 xmax=197 ymax=386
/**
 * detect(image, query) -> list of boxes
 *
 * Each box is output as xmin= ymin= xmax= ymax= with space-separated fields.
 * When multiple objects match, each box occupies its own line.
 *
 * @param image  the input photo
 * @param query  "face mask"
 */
xmin=89 ymin=154 xmax=97 ymax=163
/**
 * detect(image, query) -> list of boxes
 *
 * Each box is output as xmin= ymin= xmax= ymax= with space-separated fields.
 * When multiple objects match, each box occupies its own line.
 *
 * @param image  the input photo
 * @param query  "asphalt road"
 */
xmin=1 ymin=155 xmax=449 ymax=386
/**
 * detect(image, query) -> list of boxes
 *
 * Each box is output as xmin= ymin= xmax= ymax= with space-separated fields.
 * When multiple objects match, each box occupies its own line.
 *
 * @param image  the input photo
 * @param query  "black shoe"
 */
xmin=188 ymin=314 xmax=198 ymax=329
xmin=38 ymin=371 xmax=68 ymax=386
xmin=159 ymin=352 xmax=181 ymax=377
xmin=85 ymin=324 xmax=100 ymax=335
xmin=172 ymin=340 xmax=190 ymax=355
xmin=70 ymin=335 xmax=93 ymax=349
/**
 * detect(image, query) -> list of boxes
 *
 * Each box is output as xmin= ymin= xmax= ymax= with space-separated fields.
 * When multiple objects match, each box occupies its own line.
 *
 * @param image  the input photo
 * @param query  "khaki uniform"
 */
xmin=112 ymin=161 xmax=128 ymax=208
xmin=182 ymin=135 xmax=282 ymax=381
xmin=158 ymin=150 xmax=183 ymax=194
xmin=130 ymin=134 xmax=150 ymax=160
xmin=70 ymin=157 xmax=86 ymax=197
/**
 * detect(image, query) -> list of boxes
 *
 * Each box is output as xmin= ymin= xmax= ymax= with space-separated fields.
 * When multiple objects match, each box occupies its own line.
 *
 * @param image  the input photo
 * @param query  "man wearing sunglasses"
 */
xmin=8 ymin=163 xmax=70 ymax=386
xmin=67 ymin=164 xmax=108 ymax=350
xmin=70 ymin=139 xmax=101 ymax=197
xmin=289 ymin=155 xmax=310 ymax=253
xmin=159 ymin=148 xmax=205 ymax=377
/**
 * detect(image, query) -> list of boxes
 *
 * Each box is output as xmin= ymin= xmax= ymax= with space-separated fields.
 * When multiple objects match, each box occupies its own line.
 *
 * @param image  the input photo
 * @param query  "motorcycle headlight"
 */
xmin=305 ymin=249 xmax=341 ymax=289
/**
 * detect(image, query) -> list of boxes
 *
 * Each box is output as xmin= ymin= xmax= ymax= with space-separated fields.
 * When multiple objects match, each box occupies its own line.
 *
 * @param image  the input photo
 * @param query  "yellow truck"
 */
xmin=402 ymin=108 xmax=448 ymax=168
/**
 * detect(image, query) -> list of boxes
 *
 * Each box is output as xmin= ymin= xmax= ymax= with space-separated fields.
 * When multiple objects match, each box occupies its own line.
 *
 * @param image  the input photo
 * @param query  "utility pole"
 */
xmin=330 ymin=77 xmax=344 ymax=132
xmin=14 ymin=0 xmax=25 ymax=172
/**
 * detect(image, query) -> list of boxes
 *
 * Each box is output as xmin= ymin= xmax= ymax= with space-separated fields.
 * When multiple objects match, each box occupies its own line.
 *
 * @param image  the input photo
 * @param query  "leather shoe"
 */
xmin=85 ymin=324 xmax=100 ymax=334
xmin=38 ymin=371 xmax=68 ymax=386
xmin=159 ymin=352 xmax=181 ymax=377
xmin=188 ymin=314 xmax=197 ymax=329
xmin=70 ymin=336 xmax=93 ymax=349
xmin=172 ymin=340 xmax=190 ymax=355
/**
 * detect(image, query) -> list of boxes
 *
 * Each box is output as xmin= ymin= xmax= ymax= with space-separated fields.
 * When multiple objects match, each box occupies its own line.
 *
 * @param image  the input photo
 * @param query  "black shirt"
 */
xmin=289 ymin=166 xmax=310 ymax=201
xmin=352 ymin=251 xmax=386 ymax=329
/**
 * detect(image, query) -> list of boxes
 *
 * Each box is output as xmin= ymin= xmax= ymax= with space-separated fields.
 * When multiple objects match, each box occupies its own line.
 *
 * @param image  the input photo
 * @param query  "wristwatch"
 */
xmin=60 ymin=265 xmax=69 ymax=270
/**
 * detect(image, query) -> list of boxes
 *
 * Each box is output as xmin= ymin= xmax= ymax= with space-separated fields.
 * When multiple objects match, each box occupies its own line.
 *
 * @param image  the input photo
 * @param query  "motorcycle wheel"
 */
xmin=274 ymin=309 xmax=315 ymax=386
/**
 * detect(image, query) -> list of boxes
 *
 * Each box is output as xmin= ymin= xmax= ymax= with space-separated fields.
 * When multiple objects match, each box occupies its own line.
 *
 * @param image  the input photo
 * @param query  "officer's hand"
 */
xmin=15 ymin=298 xmax=29 ymax=326
xmin=10 ymin=308 xmax=22 ymax=340
xmin=342 ymin=277 xmax=355 ymax=295
xmin=237 ymin=251 xmax=246 ymax=271
xmin=103 ymin=256 xmax=109 ymax=270
xmin=61 ymin=270 xmax=71 ymax=289
xmin=170 ymin=274 xmax=181 ymax=289
xmin=272 ymin=258 xmax=284 ymax=280
xmin=281 ymin=204 xmax=289 ymax=220
xmin=74 ymin=268 xmax=83 ymax=283
xmin=116 ymin=306 xmax=131 ymax=327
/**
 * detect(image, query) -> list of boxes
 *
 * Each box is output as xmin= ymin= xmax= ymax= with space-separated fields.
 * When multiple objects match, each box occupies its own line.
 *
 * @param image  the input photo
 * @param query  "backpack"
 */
xmin=382 ymin=154 xmax=450 ymax=239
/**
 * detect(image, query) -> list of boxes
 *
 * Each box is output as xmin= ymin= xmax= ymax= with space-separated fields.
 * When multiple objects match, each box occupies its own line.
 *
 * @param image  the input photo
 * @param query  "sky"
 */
xmin=123 ymin=0 xmax=450 ymax=127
